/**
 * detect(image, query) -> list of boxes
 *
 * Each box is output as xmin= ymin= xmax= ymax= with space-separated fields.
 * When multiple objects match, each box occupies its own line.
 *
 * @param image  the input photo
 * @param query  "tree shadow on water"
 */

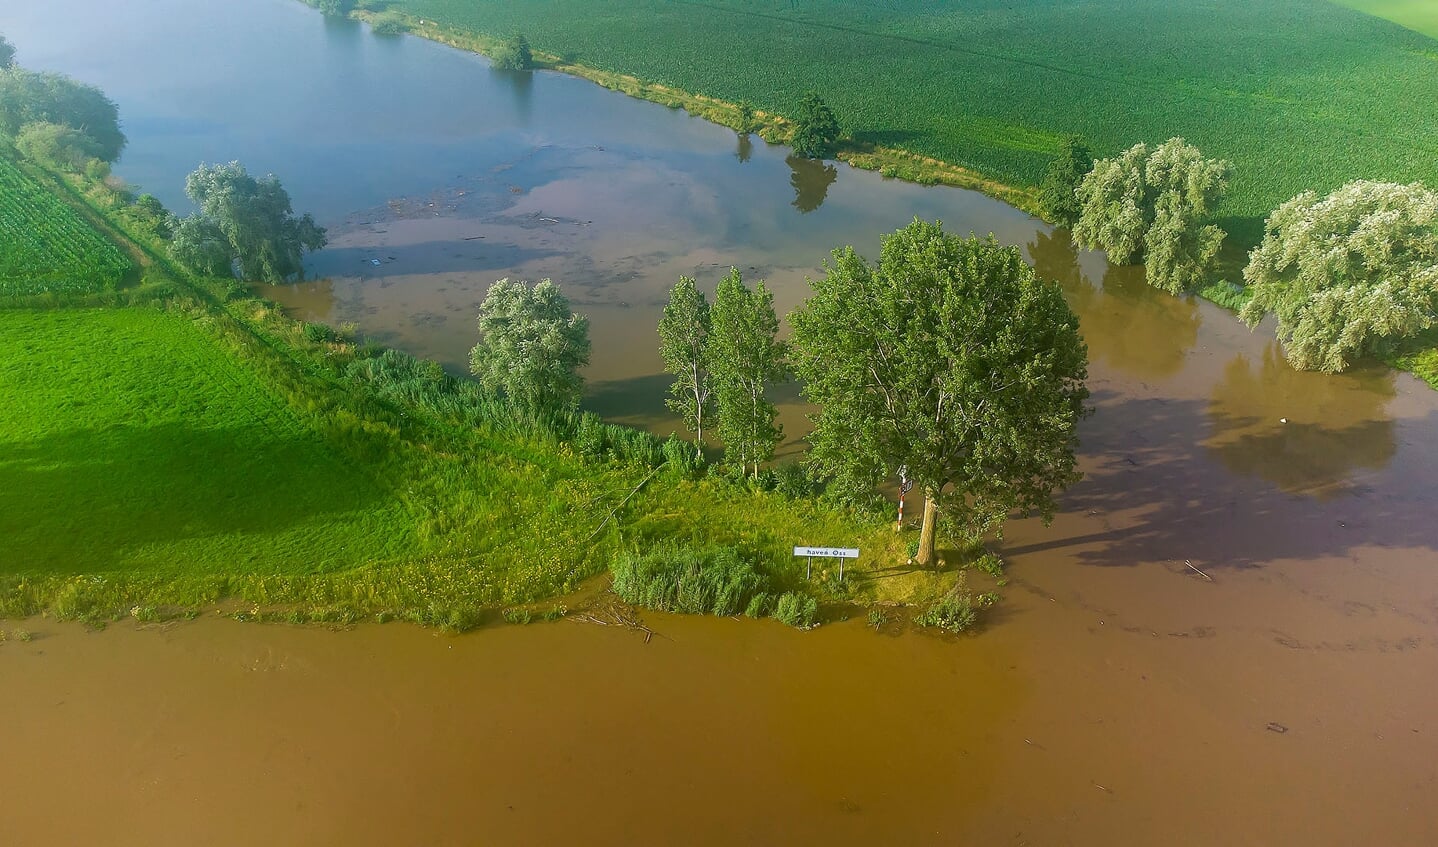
xmin=999 ymin=384 xmax=1436 ymax=573
xmin=0 ymin=422 xmax=385 ymax=575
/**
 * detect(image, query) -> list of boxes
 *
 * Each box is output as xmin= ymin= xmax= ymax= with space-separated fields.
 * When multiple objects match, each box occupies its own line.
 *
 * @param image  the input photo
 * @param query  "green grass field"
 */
xmin=1334 ymin=0 xmax=1438 ymax=38
xmin=0 ymin=307 xmax=415 ymax=576
xmin=0 ymin=156 xmax=132 ymax=296
xmin=397 ymin=0 xmax=1438 ymax=237
xmin=0 ymin=293 xmax=919 ymax=625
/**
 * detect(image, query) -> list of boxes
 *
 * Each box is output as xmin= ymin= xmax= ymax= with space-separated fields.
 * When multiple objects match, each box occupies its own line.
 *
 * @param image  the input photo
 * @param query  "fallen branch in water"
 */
xmin=1184 ymin=560 xmax=1214 ymax=582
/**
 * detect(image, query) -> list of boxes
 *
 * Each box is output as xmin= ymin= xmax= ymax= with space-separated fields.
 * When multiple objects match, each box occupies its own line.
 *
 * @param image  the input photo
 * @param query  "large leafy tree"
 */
xmin=0 ymin=68 xmax=125 ymax=162
xmin=658 ymin=276 xmax=715 ymax=456
xmin=791 ymin=219 xmax=1090 ymax=566
xmin=1073 ymin=137 xmax=1231 ymax=294
xmin=493 ymin=34 xmax=534 ymax=70
xmin=1037 ymin=135 xmax=1092 ymax=228
xmin=470 ymin=278 xmax=591 ymax=412
xmin=710 ymin=268 xmax=787 ymax=476
xmin=0 ymin=34 xmax=15 ymax=70
xmin=171 ymin=161 xmax=326 ymax=283
xmin=791 ymin=92 xmax=839 ymax=159
xmin=1240 ymin=180 xmax=1438 ymax=373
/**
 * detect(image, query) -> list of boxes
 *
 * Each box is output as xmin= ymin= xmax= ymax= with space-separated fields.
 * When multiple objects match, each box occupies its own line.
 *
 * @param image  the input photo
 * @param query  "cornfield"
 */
xmin=0 ymin=155 xmax=132 ymax=296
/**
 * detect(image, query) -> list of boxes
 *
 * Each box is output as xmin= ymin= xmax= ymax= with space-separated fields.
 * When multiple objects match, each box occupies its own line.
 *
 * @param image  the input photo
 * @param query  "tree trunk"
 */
xmin=916 ymin=491 xmax=939 ymax=568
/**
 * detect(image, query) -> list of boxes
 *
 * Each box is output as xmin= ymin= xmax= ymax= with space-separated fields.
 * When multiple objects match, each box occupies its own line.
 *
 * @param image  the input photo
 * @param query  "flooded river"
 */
xmin=3 ymin=0 xmax=1438 ymax=843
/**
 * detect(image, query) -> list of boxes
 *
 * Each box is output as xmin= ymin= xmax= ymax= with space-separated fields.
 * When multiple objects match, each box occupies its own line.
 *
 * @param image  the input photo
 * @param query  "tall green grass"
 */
xmin=396 ymin=0 xmax=1438 ymax=237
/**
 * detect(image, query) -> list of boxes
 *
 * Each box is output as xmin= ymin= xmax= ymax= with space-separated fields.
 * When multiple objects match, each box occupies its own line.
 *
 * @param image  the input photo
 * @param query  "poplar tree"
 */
xmin=791 ymin=220 xmax=1089 ymax=567
xmin=658 ymin=276 xmax=715 ymax=457
xmin=710 ymin=268 xmax=787 ymax=477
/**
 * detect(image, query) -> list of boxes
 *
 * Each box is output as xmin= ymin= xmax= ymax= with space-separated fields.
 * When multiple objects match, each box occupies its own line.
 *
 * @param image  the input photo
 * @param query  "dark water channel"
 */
xmin=3 ymin=0 xmax=1438 ymax=843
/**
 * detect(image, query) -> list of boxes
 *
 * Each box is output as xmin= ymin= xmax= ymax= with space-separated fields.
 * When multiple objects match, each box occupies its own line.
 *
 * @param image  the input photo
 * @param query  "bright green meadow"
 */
xmin=1333 ymin=0 xmax=1438 ymax=38
xmin=396 ymin=0 xmax=1438 ymax=238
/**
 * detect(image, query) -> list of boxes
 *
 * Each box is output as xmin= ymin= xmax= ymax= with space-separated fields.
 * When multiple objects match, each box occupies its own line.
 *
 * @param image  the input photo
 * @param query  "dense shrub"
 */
xmin=774 ymin=592 xmax=818 ymax=628
xmin=611 ymin=544 xmax=771 ymax=616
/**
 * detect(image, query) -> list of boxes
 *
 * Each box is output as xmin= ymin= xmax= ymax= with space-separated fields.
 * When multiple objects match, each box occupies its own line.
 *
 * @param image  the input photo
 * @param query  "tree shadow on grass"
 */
xmin=0 ymin=422 xmax=389 ymax=575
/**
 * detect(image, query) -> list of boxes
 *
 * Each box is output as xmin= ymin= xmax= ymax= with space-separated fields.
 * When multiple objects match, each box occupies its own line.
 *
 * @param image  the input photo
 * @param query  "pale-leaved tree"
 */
xmin=1240 ymin=180 xmax=1438 ymax=372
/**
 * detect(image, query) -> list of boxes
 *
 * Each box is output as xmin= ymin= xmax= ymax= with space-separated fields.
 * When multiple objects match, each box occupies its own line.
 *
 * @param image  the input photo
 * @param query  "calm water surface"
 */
xmin=3 ymin=0 xmax=1437 ymax=843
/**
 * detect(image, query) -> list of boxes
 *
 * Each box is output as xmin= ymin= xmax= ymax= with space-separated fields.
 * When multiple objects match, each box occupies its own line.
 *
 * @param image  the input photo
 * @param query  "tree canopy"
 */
xmin=170 ymin=162 xmax=326 ymax=283
xmin=1072 ymin=137 xmax=1231 ymax=294
xmin=1239 ymin=180 xmax=1438 ymax=372
xmin=0 ymin=34 xmax=15 ymax=70
xmin=790 ymin=219 xmax=1089 ymax=565
xmin=470 ymin=278 xmax=591 ymax=412
xmin=493 ymin=34 xmax=534 ymax=70
xmin=710 ymin=268 xmax=787 ymax=476
xmin=0 ymin=68 xmax=125 ymax=162
xmin=1037 ymin=135 xmax=1092 ymax=228
xmin=791 ymin=93 xmax=839 ymax=159
xmin=658 ymin=276 xmax=715 ymax=455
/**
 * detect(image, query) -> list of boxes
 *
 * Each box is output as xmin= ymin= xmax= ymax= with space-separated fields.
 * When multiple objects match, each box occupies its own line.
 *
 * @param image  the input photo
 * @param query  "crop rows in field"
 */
xmin=399 ymin=0 xmax=1438 ymax=235
xmin=0 ymin=155 xmax=132 ymax=297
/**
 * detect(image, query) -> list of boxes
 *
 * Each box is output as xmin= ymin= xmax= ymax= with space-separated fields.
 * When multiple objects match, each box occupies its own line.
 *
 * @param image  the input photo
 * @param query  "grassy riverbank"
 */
xmin=0 ymin=149 xmax=977 ymax=629
xmin=389 ymin=0 xmax=1438 ymax=239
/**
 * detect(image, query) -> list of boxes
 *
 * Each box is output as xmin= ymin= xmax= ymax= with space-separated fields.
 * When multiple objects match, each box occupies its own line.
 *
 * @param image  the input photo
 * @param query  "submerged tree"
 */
xmin=710 ymin=268 xmax=787 ymax=476
xmin=169 ymin=162 xmax=326 ymax=283
xmin=1073 ymin=137 xmax=1231 ymax=294
xmin=659 ymin=276 xmax=715 ymax=457
xmin=493 ymin=34 xmax=534 ymax=70
xmin=1037 ymin=135 xmax=1093 ymax=228
xmin=790 ymin=219 xmax=1089 ymax=567
xmin=470 ymin=278 xmax=591 ymax=412
xmin=1240 ymin=180 xmax=1438 ymax=372
xmin=791 ymin=92 xmax=839 ymax=159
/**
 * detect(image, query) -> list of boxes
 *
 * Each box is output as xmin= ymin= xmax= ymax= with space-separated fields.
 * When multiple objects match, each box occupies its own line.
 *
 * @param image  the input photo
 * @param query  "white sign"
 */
xmin=793 ymin=546 xmax=859 ymax=559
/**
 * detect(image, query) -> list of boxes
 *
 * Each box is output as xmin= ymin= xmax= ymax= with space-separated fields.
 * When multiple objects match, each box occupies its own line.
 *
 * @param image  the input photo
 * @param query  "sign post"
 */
xmin=897 ymin=465 xmax=913 ymax=530
xmin=793 ymin=546 xmax=860 ymax=581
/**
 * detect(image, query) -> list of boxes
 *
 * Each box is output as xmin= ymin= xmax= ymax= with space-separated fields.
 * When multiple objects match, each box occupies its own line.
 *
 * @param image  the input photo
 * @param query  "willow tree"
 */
xmin=171 ymin=161 xmax=326 ymax=283
xmin=1240 ymin=180 xmax=1438 ymax=372
xmin=470 ymin=278 xmax=590 ymax=412
xmin=1073 ymin=137 xmax=1230 ymax=294
xmin=791 ymin=219 xmax=1089 ymax=566
xmin=658 ymin=275 xmax=715 ymax=457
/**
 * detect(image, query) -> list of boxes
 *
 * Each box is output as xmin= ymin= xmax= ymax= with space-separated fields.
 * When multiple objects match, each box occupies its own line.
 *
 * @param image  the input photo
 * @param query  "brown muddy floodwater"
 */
xmin=5 ymin=0 xmax=1438 ymax=843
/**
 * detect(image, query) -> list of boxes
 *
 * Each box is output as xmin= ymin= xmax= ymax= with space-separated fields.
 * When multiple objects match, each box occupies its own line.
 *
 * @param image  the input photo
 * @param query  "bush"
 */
xmin=775 ymin=592 xmax=818 ymax=628
xmin=370 ymin=11 xmax=408 ymax=35
xmin=662 ymin=433 xmax=702 ymax=477
xmin=743 ymin=591 xmax=774 ymax=618
xmin=773 ymin=460 xmax=816 ymax=498
xmin=303 ymin=321 xmax=338 ymax=343
xmin=14 ymin=121 xmax=101 ymax=173
xmin=914 ymin=591 xmax=977 ymax=633
xmin=611 ymin=545 xmax=771 ymax=617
